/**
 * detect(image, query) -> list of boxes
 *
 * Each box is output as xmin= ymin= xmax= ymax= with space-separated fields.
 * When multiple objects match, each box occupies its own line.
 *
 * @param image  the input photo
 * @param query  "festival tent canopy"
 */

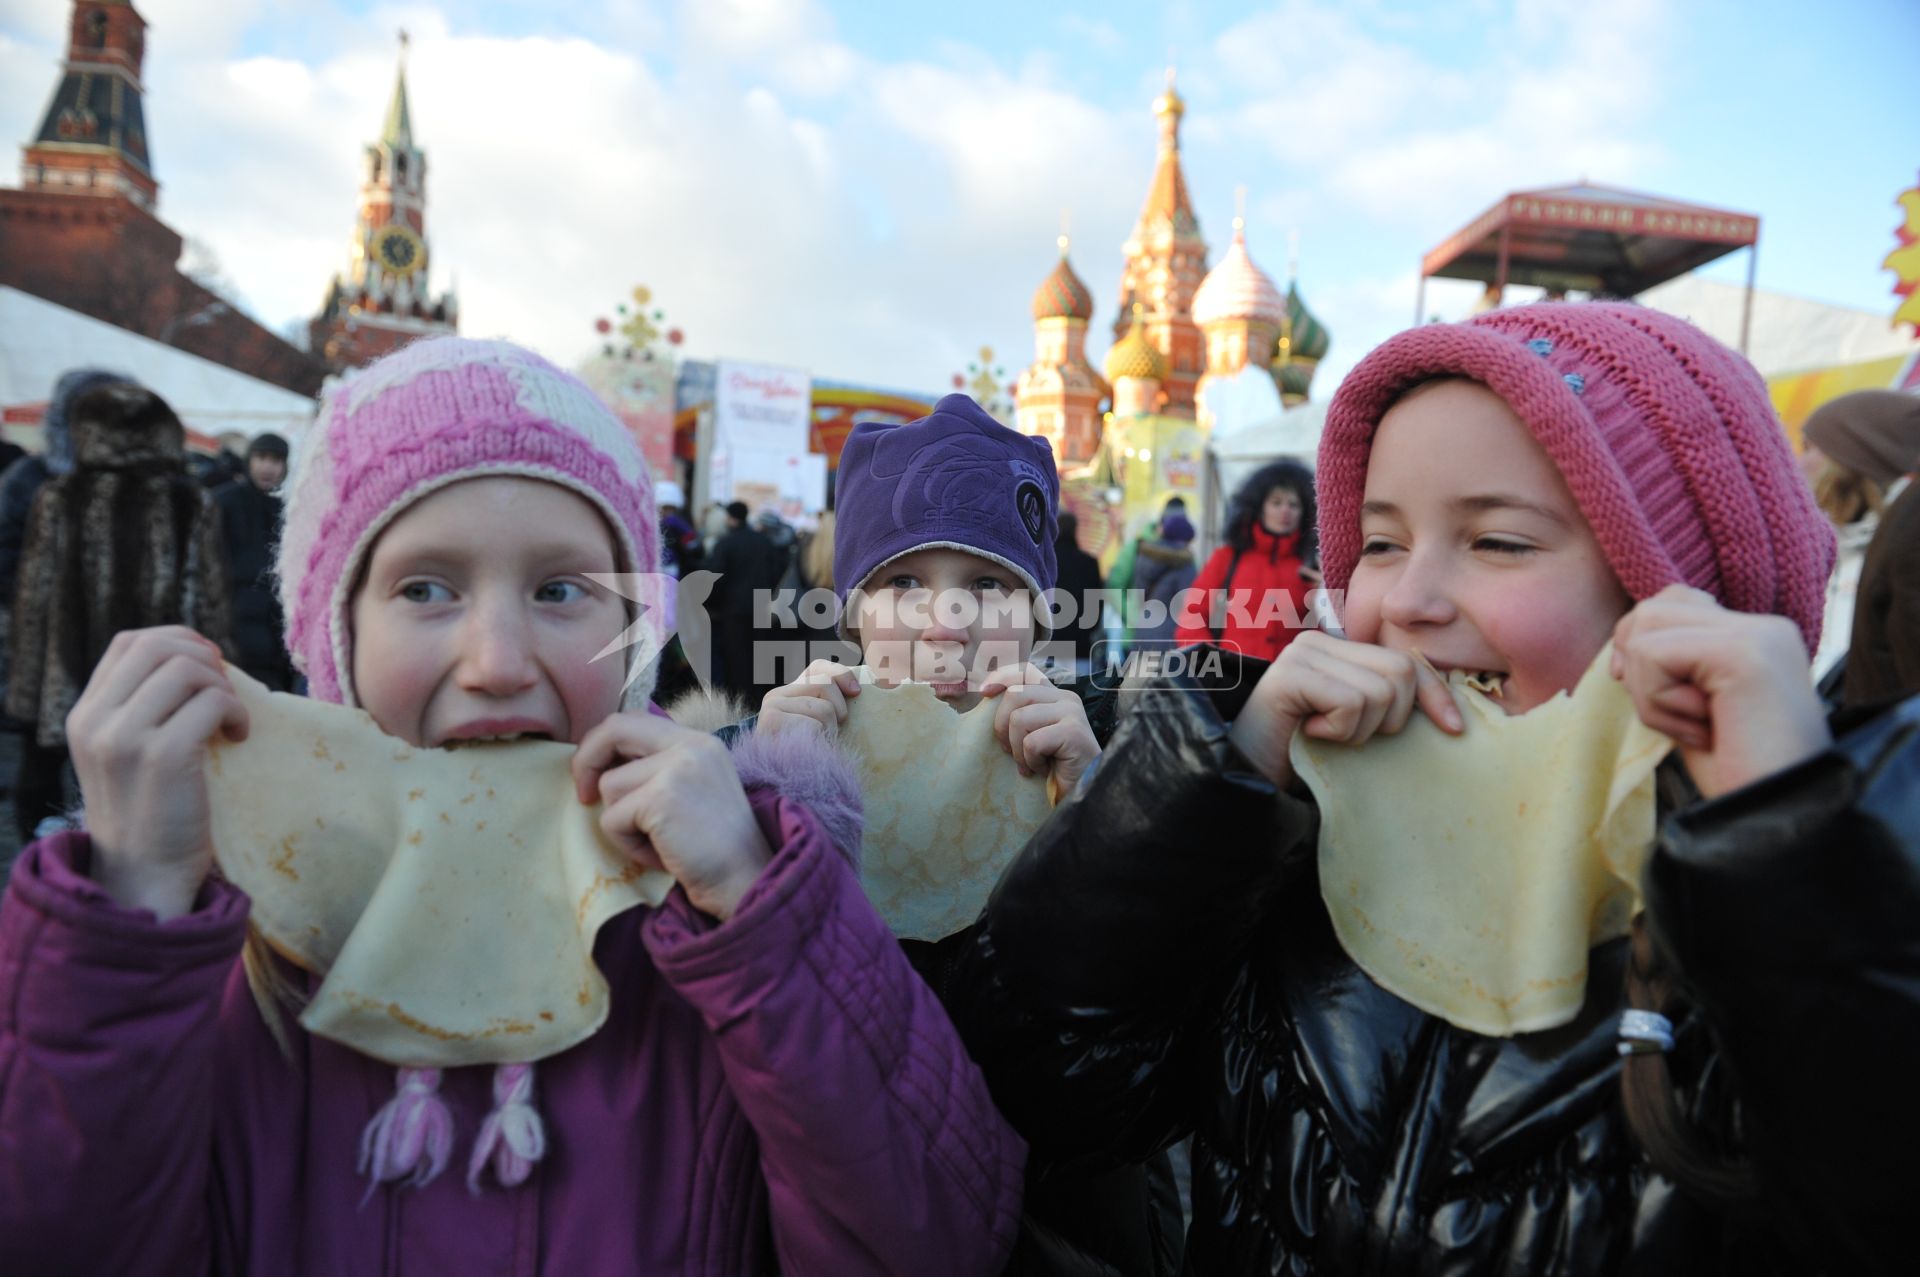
xmin=0 ymin=286 xmax=315 ymax=449
xmin=1419 ymin=183 xmax=1761 ymax=345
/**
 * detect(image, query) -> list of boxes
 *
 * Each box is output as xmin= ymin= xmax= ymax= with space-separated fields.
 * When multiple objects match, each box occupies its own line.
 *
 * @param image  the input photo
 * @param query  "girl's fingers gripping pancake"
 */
xmin=1299 ymin=640 xmax=1457 ymax=744
xmin=573 ymin=712 xmax=771 ymax=920
xmin=1232 ymin=633 xmax=1461 ymax=790
xmin=1611 ymin=584 xmax=1832 ymax=798
xmin=757 ymin=660 xmax=859 ymax=736
xmin=119 ymin=651 xmax=243 ymax=736
xmin=1007 ymin=702 xmax=1063 ymax=778
xmin=571 ymin=710 xmax=679 ymax=804
xmin=67 ymin=627 xmax=251 ymax=920
xmin=75 ymin=627 xmax=232 ymax=733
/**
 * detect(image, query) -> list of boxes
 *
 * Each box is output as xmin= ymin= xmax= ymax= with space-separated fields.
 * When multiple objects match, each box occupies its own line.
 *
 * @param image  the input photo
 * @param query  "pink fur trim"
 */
xmin=728 ymin=726 xmax=863 ymax=866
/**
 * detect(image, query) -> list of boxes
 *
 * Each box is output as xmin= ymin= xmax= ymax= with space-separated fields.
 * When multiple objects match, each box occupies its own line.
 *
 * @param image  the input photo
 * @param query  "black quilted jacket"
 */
xmin=959 ymin=652 xmax=1920 ymax=1275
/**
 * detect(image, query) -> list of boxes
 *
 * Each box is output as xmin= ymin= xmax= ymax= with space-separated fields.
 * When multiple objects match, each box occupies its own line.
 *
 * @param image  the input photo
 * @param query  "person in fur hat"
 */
xmin=0 ymin=368 xmax=130 ymax=719
xmin=5 ymin=382 xmax=231 ymax=840
xmin=1802 ymin=389 xmax=1920 ymax=705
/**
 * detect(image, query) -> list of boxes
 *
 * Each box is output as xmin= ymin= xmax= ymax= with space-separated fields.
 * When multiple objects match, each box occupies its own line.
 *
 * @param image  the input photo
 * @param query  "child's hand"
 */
xmin=757 ymin=660 xmax=862 ymax=737
xmin=979 ymin=664 xmax=1101 ymax=792
xmin=573 ymin=713 xmax=773 ymax=922
xmin=67 ymin=626 xmax=250 ymax=920
xmin=1228 ymin=631 xmax=1462 ymax=790
xmin=1610 ymin=584 xmax=1831 ymax=800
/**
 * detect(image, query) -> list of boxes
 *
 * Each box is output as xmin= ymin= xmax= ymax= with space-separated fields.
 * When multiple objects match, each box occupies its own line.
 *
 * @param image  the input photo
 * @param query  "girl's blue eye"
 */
xmin=400 ymin=581 xmax=451 ymax=603
xmin=975 ymin=577 xmax=1010 ymax=593
xmin=536 ymin=580 xmax=589 ymax=603
xmin=888 ymin=575 xmax=921 ymax=590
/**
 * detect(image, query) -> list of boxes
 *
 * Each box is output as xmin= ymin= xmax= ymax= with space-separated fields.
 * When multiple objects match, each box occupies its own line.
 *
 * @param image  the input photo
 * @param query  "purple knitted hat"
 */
xmin=278 ymin=336 xmax=664 ymax=709
xmin=833 ymin=393 xmax=1060 ymax=637
xmin=1320 ymin=303 xmax=1836 ymax=654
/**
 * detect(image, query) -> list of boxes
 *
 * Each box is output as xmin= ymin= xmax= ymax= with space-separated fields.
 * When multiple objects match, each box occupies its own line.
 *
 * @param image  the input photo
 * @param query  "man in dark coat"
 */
xmin=703 ymin=501 xmax=785 ymax=704
xmin=1048 ymin=512 xmax=1109 ymax=677
xmin=215 ymin=432 xmax=296 ymax=691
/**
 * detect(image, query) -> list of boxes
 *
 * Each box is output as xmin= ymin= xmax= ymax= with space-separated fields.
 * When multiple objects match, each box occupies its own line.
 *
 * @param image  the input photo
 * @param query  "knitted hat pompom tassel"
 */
xmin=467 ymin=1062 xmax=547 ymax=1192
xmin=359 ymin=1067 xmax=455 ymax=1196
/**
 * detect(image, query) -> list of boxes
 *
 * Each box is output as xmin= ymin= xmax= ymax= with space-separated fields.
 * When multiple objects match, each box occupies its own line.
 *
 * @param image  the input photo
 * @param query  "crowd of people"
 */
xmin=0 ymin=306 xmax=1915 ymax=1275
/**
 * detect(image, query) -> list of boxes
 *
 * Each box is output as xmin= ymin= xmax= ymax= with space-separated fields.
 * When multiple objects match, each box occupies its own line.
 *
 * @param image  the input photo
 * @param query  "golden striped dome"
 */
xmin=1105 ymin=313 xmax=1168 ymax=383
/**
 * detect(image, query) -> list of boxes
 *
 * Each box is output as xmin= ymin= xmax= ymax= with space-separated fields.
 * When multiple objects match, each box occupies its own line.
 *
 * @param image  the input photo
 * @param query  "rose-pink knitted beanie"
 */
xmin=1319 ymin=303 xmax=1835 ymax=653
xmin=277 ymin=335 xmax=665 ymax=709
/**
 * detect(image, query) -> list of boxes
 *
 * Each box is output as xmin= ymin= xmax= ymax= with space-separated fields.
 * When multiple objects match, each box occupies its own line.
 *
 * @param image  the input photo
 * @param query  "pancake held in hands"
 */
xmin=837 ymin=677 xmax=1053 ymax=941
xmin=1288 ymin=646 xmax=1672 ymax=1037
xmin=206 ymin=668 xmax=673 ymax=1068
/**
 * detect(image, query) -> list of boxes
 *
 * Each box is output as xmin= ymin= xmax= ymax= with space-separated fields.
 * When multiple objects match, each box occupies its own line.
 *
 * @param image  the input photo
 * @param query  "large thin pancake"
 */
xmin=207 ymin=668 xmax=673 ymax=1067
xmin=836 ymin=678 xmax=1053 ymax=941
xmin=1289 ymin=646 xmax=1671 ymax=1037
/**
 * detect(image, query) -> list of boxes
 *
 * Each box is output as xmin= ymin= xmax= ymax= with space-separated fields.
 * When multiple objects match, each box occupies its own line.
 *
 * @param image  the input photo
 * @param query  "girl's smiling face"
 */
xmin=348 ymin=477 xmax=630 ymax=747
xmin=1342 ymin=379 xmax=1632 ymax=715
xmin=1261 ymin=485 xmax=1303 ymax=537
xmin=852 ymin=547 xmax=1034 ymax=711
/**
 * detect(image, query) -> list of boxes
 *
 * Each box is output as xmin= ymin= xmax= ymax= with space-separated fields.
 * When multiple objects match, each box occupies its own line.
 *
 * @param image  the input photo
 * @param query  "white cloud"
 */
xmin=1211 ymin=0 xmax=1670 ymax=229
xmin=1056 ymin=14 xmax=1123 ymax=55
xmin=677 ymin=0 xmax=859 ymax=97
xmin=0 ymin=0 xmax=1699 ymax=406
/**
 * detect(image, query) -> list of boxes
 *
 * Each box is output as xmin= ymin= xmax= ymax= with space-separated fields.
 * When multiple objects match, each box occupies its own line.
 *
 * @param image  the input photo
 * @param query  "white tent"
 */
xmin=1637 ymin=276 xmax=1913 ymax=378
xmin=0 ymin=287 xmax=315 ymax=447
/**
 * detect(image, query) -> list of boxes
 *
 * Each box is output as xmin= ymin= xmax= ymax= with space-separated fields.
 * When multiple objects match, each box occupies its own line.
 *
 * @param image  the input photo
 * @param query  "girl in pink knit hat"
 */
xmin=0 ymin=337 xmax=1024 ymax=1275
xmin=965 ymin=304 xmax=1919 ymax=1274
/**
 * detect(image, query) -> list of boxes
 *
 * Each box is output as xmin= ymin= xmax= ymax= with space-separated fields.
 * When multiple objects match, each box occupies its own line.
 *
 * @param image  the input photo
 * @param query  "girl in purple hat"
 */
xmin=0 ymin=338 xmax=1023 ymax=1276
xmin=746 ymin=393 xmax=1183 ymax=1276
xmin=966 ymin=305 xmax=1919 ymax=1274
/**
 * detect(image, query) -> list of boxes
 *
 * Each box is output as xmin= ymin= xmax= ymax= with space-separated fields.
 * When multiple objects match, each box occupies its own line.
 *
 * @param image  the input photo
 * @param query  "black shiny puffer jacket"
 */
xmin=961 ymin=656 xmax=1920 ymax=1275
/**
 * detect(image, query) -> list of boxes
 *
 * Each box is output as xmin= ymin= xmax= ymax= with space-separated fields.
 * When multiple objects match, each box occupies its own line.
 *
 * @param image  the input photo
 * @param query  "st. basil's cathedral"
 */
xmin=1012 ymin=73 xmax=1330 ymax=558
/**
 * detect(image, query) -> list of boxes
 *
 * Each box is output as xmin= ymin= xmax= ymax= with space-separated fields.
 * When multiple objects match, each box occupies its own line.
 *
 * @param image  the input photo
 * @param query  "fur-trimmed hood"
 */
xmin=70 ymin=384 xmax=188 ymax=472
xmin=663 ymin=686 xmax=864 ymax=866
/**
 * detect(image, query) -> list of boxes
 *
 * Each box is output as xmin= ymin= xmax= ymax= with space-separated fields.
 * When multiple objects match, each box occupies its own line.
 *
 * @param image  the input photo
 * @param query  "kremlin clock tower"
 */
xmin=309 ymin=35 xmax=457 ymax=371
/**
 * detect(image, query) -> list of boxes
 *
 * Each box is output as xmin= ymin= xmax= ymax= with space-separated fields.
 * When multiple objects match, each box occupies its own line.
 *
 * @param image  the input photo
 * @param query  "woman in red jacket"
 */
xmin=1176 ymin=459 xmax=1319 ymax=662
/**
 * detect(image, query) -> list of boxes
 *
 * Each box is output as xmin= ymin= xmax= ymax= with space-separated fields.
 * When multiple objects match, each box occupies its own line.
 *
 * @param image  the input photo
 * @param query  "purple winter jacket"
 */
xmin=0 ymin=730 xmax=1024 ymax=1275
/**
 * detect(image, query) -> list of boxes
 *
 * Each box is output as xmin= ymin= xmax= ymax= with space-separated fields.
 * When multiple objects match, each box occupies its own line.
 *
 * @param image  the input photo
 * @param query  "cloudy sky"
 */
xmin=1 ymin=0 xmax=1912 ymax=397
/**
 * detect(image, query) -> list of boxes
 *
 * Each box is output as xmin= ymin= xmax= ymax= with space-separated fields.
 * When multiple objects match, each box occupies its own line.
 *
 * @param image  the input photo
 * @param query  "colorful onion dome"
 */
xmin=1192 ymin=221 xmax=1285 ymax=328
xmin=1280 ymin=282 xmax=1331 ymax=364
xmin=1105 ymin=312 xmax=1168 ymax=383
xmin=1032 ymin=239 xmax=1094 ymax=321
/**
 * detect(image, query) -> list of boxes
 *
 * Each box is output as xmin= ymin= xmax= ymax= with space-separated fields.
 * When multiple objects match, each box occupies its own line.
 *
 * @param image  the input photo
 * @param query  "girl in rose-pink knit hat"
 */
xmin=966 ymin=304 xmax=1918 ymax=1274
xmin=0 ymin=336 xmax=1024 ymax=1275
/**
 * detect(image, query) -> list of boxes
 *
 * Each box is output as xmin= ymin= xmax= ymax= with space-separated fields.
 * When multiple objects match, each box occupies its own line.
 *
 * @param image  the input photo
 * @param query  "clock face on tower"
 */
xmin=372 ymin=223 xmax=425 ymax=276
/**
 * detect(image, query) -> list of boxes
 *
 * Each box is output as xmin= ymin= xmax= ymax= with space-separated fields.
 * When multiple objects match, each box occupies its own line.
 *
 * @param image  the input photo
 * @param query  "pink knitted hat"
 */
xmin=277 ymin=336 xmax=665 ymax=709
xmin=1319 ymin=303 xmax=1835 ymax=653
